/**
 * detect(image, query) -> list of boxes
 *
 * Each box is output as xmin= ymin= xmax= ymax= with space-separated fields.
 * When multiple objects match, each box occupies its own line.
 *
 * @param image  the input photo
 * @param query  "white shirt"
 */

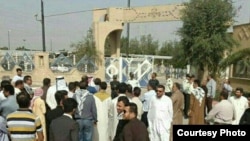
xmin=165 ymin=78 xmax=173 ymax=93
xmin=229 ymin=96 xmax=248 ymax=125
xmin=63 ymin=113 xmax=72 ymax=119
xmin=140 ymin=90 xmax=156 ymax=112
xmin=127 ymin=79 xmax=140 ymax=89
xmin=131 ymin=97 xmax=143 ymax=120
xmin=182 ymin=79 xmax=189 ymax=93
xmin=205 ymin=99 xmax=234 ymax=124
xmin=11 ymin=75 xmax=23 ymax=84
xmin=187 ymin=82 xmax=194 ymax=95
xmin=148 ymin=95 xmax=173 ymax=141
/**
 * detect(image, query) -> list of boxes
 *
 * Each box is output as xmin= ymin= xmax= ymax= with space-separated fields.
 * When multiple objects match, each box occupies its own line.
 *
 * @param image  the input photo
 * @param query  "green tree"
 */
xmin=157 ymin=41 xmax=187 ymax=68
xmin=120 ymin=36 xmax=128 ymax=55
xmin=71 ymin=28 xmax=101 ymax=64
xmin=16 ymin=46 xmax=30 ymax=51
xmin=0 ymin=46 xmax=8 ymax=50
xmin=139 ymin=34 xmax=159 ymax=55
xmin=178 ymin=0 xmax=237 ymax=80
xmin=120 ymin=34 xmax=158 ymax=55
xmin=128 ymin=38 xmax=140 ymax=54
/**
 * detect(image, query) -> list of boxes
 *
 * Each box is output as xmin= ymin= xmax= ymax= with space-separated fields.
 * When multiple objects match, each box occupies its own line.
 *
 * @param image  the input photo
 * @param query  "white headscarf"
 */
xmin=192 ymin=87 xmax=205 ymax=106
xmin=56 ymin=76 xmax=68 ymax=91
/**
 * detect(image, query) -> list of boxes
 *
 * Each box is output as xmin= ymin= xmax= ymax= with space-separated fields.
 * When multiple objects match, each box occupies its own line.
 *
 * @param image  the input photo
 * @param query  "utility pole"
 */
xmin=41 ymin=0 xmax=46 ymax=52
xmin=126 ymin=0 xmax=130 ymax=57
xmin=8 ymin=30 xmax=11 ymax=50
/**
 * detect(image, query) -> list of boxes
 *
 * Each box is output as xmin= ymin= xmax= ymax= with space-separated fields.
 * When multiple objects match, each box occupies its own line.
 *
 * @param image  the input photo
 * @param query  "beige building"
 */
xmin=229 ymin=23 xmax=250 ymax=92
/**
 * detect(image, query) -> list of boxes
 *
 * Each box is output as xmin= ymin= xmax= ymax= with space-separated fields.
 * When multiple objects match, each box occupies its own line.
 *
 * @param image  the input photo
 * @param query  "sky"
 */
xmin=0 ymin=0 xmax=249 ymax=51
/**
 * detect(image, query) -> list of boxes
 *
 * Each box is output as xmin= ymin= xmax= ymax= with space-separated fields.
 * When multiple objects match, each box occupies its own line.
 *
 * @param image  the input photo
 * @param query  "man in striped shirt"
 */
xmin=7 ymin=92 xmax=43 ymax=141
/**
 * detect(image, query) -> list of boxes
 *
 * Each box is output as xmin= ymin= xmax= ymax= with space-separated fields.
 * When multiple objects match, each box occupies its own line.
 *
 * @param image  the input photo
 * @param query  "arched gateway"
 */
xmin=93 ymin=4 xmax=184 ymax=80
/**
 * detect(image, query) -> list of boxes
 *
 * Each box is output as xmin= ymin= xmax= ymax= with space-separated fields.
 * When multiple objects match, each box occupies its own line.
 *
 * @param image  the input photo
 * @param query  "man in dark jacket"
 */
xmin=45 ymin=90 xmax=68 ymax=141
xmin=121 ymin=102 xmax=149 ymax=141
xmin=50 ymin=98 xmax=79 ymax=141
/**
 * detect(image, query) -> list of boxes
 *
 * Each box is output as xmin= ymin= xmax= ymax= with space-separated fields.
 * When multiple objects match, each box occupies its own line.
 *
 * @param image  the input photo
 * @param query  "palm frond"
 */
xmin=220 ymin=47 xmax=250 ymax=69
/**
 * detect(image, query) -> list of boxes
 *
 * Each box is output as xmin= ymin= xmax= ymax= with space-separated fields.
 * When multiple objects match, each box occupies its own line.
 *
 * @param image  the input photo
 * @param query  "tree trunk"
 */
xmin=202 ymin=65 xmax=209 ymax=84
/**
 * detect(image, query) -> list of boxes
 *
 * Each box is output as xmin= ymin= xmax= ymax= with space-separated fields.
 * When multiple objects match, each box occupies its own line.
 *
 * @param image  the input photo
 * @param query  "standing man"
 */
xmin=121 ymin=102 xmax=149 ymax=141
xmin=0 ymin=80 xmax=11 ymax=102
xmin=7 ymin=92 xmax=43 ymax=141
xmin=205 ymin=90 xmax=234 ymax=125
xmin=113 ymin=96 xmax=130 ymax=141
xmin=109 ymin=82 xmax=127 ymax=140
xmin=110 ymin=75 xmax=120 ymax=99
xmin=127 ymin=72 xmax=140 ymax=89
xmin=11 ymin=68 xmax=23 ymax=85
xmin=140 ymin=82 xmax=156 ymax=127
xmin=73 ymin=81 xmax=97 ymax=141
xmin=239 ymin=95 xmax=250 ymax=125
xmin=189 ymin=79 xmax=206 ymax=125
xmin=46 ymin=76 xmax=69 ymax=110
xmin=183 ymin=74 xmax=194 ymax=119
xmin=131 ymin=87 xmax=143 ymax=120
xmin=165 ymin=74 xmax=173 ymax=97
xmin=50 ymin=98 xmax=79 ymax=141
xmin=0 ymin=85 xmax=18 ymax=119
xmin=93 ymin=81 xmax=111 ymax=141
xmin=68 ymin=82 xmax=76 ymax=98
xmin=41 ymin=78 xmax=51 ymax=101
xmin=229 ymin=87 xmax=248 ymax=125
xmin=148 ymin=72 xmax=159 ymax=90
xmin=23 ymin=75 xmax=34 ymax=97
xmin=171 ymin=82 xmax=184 ymax=125
xmin=206 ymin=74 xmax=217 ymax=113
xmin=46 ymin=90 xmax=68 ymax=141
xmin=148 ymin=85 xmax=173 ymax=141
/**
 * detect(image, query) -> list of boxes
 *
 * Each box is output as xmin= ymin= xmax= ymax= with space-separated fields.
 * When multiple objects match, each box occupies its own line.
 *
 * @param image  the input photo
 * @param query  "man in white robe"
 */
xmin=127 ymin=72 xmax=140 ymax=89
xmin=165 ymin=74 xmax=173 ymax=97
xmin=229 ymin=87 xmax=248 ymax=125
xmin=148 ymin=84 xmax=173 ymax=141
xmin=93 ymin=82 xmax=111 ymax=141
xmin=46 ymin=76 xmax=69 ymax=110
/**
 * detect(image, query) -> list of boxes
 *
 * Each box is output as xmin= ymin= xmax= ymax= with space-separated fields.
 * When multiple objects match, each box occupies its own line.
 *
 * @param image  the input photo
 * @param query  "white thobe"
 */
xmin=165 ymin=78 xmax=173 ymax=93
xmin=127 ymin=79 xmax=140 ymax=89
xmin=11 ymin=75 xmax=23 ymax=84
xmin=108 ymin=94 xmax=127 ymax=140
xmin=93 ymin=94 xmax=111 ymax=141
xmin=229 ymin=96 xmax=248 ymax=125
xmin=148 ymin=95 xmax=173 ymax=141
xmin=46 ymin=79 xmax=69 ymax=110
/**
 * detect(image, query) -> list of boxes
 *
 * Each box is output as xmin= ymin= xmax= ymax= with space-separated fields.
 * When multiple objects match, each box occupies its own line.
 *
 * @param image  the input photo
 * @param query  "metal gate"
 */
xmin=105 ymin=56 xmax=154 ymax=87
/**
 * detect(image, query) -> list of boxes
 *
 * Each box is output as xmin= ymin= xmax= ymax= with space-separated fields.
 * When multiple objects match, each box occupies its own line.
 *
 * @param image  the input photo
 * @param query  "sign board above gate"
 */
xmin=107 ymin=4 xmax=185 ymax=23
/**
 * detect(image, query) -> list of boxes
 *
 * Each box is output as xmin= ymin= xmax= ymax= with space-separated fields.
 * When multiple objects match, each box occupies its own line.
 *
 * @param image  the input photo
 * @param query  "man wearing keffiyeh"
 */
xmin=73 ymin=81 xmax=97 ymax=141
xmin=188 ymin=79 xmax=206 ymax=125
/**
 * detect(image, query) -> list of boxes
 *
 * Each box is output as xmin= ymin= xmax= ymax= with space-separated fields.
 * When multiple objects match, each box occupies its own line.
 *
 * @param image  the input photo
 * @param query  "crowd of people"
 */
xmin=0 ymin=68 xmax=250 ymax=141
